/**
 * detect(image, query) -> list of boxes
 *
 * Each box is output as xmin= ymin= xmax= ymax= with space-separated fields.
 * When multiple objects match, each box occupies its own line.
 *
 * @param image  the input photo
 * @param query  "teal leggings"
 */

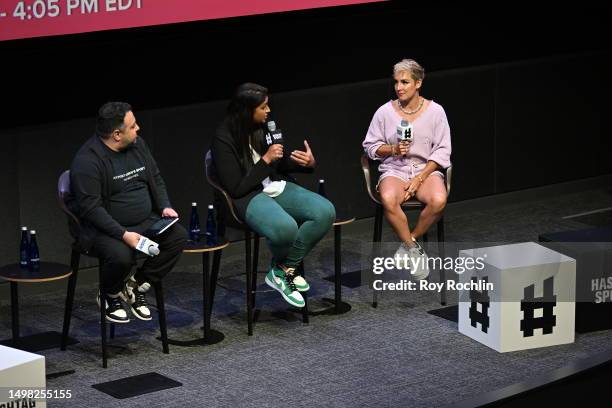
xmin=245 ymin=182 xmax=336 ymax=268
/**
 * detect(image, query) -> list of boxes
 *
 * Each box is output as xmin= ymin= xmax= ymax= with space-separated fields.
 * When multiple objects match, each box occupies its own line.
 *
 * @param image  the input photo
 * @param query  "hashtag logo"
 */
xmin=520 ymin=276 xmax=556 ymax=337
xmin=469 ymin=276 xmax=490 ymax=333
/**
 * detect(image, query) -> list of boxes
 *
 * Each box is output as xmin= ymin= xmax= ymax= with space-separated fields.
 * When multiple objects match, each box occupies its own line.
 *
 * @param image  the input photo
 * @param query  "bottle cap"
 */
xmin=192 ymin=202 xmax=197 ymax=206
xmin=21 ymin=226 xmax=27 ymax=231
xmin=208 ymin=204 xmax=214 ymax=209
xmin=30 ymin=230 xmax=36 ymax=234
xmin=319 ymin=179 xmax=325 ymax=183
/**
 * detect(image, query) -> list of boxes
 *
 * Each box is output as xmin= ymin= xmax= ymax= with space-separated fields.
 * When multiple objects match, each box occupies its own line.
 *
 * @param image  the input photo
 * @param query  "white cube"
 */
xmin=0 ymin=345 xmax=46 ymax=407
xmin=457 ymin=242 xmax=576 ymax=352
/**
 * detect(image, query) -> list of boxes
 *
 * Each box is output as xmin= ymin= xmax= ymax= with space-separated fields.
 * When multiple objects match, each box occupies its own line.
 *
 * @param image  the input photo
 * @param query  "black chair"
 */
xmin=204 ymin=151 xmax=308 ymax=335
xmin=57 ymin=170 xmax=170 ymax=368
xmin=360 ymin=154 xmax=452 ymax=306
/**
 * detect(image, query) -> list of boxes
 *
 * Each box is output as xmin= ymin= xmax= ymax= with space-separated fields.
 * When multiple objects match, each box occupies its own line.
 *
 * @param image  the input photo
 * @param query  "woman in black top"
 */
xmin=211 ymin=83 xmax=335 ymax=308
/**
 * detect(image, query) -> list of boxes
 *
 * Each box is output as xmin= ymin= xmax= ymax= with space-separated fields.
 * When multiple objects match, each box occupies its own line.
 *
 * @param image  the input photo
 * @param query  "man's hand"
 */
xmin=290 ymin=140 xmax=316 ymax=168
xmin=162 ymin=207 xmax=178 ymax=218
xmin=122 ymin=231 xmax=141 ymax=249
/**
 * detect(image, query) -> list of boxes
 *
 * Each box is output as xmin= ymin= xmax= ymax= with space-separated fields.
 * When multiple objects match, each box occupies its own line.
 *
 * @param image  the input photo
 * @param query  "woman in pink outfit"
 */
xmin=362 ymin=59 xmax=452 ymax=279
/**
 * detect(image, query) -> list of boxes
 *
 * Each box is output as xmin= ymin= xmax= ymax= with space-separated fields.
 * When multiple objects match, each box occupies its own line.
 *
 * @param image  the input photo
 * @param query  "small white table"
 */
xmin=0 ymin=345 xmax=46 ymax=407
xmin=458 ymin=242 xmax=576 ymax=352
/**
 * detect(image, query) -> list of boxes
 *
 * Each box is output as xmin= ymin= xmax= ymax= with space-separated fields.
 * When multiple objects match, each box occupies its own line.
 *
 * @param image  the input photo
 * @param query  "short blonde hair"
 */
xmin=393 ymin=59 xmax=425 ymax=82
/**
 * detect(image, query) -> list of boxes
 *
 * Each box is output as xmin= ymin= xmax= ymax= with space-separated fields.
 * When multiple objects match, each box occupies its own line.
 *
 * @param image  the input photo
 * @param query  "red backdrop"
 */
xmin=0 ymin=0 xmax=385 ymax=42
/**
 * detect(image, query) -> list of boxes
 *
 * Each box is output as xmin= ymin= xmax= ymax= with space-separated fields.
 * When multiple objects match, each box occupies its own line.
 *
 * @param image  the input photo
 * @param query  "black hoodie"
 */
xmin=67 ymin=135 xmax=171 ymax=251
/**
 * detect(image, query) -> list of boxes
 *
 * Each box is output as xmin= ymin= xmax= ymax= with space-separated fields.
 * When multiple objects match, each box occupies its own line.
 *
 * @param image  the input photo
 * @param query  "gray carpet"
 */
xmin=2 ymin=186 xmax=612 ymax=407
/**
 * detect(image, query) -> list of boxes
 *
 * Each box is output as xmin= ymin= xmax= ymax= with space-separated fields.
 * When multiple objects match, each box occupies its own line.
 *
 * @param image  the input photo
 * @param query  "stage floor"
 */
xmin=2 ymin=184 xmax=612 ymax=407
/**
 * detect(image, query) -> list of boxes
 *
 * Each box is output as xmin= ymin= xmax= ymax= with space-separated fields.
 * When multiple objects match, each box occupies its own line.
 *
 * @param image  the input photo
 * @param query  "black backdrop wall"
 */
xmin=0 ymin=2 xmax=610 ymax=267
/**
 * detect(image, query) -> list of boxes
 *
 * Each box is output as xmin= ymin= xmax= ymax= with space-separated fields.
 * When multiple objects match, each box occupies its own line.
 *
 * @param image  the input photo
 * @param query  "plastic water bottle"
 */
xmin=189 ymin=202 xmax=201 ymax=242
xmin=19 ymin=226 xmax=29 ymax=269
xmin=318 ymin=179 xmax=326 ymax=197
xmin=28 ymin=230 xmax=40 ymax=271
xmin=205 ymin=204 xmax=217 ymax=246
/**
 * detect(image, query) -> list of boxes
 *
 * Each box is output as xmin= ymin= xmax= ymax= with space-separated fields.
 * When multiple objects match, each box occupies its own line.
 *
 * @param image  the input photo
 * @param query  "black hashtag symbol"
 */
xmin=469 ymin=276 xmax=490 ymax=333
xmin=520 ymin=276 xmax=556 ymax=337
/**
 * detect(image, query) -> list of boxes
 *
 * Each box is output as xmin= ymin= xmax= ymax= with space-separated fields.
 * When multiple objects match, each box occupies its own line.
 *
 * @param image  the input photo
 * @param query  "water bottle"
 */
xmin=205 ymin=204 xmax=217 ymax=246
xmin=189 ymin=202 xmax=201 ymax=242
xmin=19 ymin=226 xmax=29 ymax=269
xmin=28 ymin=230 xmax=40 ymax=271
xmin=318 ymin=179 xmax=326 ymax=197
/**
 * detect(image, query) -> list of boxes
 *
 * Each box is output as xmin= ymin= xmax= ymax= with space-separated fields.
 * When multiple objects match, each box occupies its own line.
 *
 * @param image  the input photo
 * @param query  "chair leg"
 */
xmin=110 ymin=323 xmax=115 ymax=339
xmin=154 ymin=281 xmax=169 ymax=354
xmin=372 ymin=204 xmax=383 ymax=308
xmin=98 ymin=268 xmax=108 ymax=368
xmin=300 ymin=262 xmax=309 ymax=324
xmin=61 ymin=250 xmax=79 ymax=350
xmin=252 ymin=233 xmax=260 ymax=307
xmin=245 ymin=231 xmax=253 ymax=336
xmin=437 ymin=216 xmax=446 ymax=305
xmin=374 ymin=204 xmax=383 ymax=242
xmin=209 ymin=249 xmax=223 ymax=319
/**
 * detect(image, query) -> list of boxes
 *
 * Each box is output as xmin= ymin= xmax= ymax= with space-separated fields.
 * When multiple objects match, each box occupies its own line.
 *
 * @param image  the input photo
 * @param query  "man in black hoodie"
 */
xmin=69 ymin=102 xmax=187 ymax=323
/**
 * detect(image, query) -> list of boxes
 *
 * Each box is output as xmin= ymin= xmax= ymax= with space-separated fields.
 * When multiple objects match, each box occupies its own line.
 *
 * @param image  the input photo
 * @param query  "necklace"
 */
xmin=397 ymin=97 xmax=424 ymax=115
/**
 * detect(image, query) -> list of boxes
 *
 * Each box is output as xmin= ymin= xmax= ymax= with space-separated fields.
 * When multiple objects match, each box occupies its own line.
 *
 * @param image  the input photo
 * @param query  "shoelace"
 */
xmin=411 ymin=241 xmax=425 ymax=256
xmin=133 ymin=290 xmax=147 ymax=307
xmin=106 ymin=296 xmax=124 ymax=312
xmin=284 ymin=268 xmax=298 ymax=292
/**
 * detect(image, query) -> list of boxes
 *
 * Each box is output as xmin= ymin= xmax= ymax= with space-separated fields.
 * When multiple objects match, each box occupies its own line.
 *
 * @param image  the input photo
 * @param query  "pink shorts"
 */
xmin=376 ymin=170 xmax=444 ymax=192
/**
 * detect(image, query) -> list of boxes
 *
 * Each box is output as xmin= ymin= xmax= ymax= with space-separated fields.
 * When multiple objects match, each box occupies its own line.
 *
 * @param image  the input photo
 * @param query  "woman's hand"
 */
xmin=262 ymin=144 xmax=284 ymax=164
xmin=290 ymin=140 xmax=316 ymax=168
xmin=398 ymin=140 xmax=411 ymax=156
xmin=403 ymin=176 xmax=423 ymax=201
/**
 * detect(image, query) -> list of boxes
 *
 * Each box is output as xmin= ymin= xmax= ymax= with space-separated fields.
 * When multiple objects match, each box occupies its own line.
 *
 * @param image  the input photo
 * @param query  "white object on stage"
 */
xmin=0 ymin=345 xmax=46 ymax=407
xmin=457 ymin=242 xmax=576 ymax=352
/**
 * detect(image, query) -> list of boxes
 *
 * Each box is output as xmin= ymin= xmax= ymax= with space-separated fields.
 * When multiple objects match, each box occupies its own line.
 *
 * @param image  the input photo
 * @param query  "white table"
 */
xmin=0 ymin=345 xmax=46 ymax=407
xmin=458 ymin=242 xmax=575 ymax=352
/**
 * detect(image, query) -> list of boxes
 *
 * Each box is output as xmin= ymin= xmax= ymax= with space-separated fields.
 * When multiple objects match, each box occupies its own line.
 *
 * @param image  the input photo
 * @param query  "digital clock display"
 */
xmin=0 ymin=0 xmax=386 ymax=42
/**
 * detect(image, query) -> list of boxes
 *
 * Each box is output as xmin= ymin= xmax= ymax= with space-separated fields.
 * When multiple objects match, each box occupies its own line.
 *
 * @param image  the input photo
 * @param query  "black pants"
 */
xmin=91 ymin=220 xmax=187 ymax=294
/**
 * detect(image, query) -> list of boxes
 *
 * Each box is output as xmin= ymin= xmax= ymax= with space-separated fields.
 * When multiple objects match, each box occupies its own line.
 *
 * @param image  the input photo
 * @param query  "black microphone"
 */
xmin=265 ymin=121 xmax=285 ymax=146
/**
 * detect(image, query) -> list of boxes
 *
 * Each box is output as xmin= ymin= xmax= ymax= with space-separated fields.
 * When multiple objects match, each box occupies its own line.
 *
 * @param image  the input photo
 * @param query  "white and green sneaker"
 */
xmin=265 ymin=266 xmax=305 ymax=308
xmin=281 ymin=265 xmax=309 ymax=292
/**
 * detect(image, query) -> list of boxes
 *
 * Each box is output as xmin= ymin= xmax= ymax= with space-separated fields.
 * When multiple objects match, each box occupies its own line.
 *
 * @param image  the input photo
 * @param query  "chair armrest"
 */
xmin=206 ymin=174 xmax=244 ymax=226
xmin=445 ymin=165 xmax=452 ymax=196
xmin=360 ymin=153 xmax=382 ymax=205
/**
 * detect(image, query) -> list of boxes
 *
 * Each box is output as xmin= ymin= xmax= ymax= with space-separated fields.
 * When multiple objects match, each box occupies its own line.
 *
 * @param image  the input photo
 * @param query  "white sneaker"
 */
xmin=120 ymin=278 xmax=152 ymax=321
xmin=394 ymin=240 xmax=429 ymax=281
xmin=408 ymin=239 xmax=430 ymax=281
xmin=97 ymin=291 xmax=130 ymax=323
xmin=393 ymin=242 xmax=412 ymax=271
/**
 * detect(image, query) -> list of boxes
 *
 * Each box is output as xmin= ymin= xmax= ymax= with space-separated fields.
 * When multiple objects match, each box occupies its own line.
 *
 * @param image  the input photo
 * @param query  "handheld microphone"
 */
xmin=265 ymin=121 xmax=284 ymax=146
xmin=396 ymin=120 xmax=413 ymax=143
xmin=136 ymin=235 xmax=160 ymax=256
